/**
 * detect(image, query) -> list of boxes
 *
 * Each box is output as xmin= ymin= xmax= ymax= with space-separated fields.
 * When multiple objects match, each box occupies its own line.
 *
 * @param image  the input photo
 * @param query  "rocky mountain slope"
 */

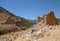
xmin=0 ymin=7 xmax=33 ymax=35
xmin=0 ymin=7 xmax=32 ymax=26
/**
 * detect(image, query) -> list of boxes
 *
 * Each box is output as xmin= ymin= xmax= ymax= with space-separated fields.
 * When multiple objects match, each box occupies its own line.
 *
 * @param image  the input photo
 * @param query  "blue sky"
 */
xmin=0 ymin=0 xmax=60 ymax=19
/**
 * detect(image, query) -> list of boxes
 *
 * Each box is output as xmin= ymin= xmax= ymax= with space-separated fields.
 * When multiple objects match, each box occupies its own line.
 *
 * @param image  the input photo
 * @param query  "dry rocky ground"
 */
xmin=0 ymin=25 xmax=60 ymax=41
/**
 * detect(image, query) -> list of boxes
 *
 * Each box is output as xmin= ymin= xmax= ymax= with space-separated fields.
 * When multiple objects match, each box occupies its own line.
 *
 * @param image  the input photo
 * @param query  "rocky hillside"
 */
xmin=0 ymin=7 xmax=32 ymax=26
xmin=0 ymin=7 xmax=33 ymax=35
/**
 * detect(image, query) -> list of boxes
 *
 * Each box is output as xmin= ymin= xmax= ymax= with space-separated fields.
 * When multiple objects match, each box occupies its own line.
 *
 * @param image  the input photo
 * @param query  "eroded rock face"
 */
xmin=36 ymin=11 xmax=58 ymax=25
xmin=43 ymin=11 xmax=58 ymax=25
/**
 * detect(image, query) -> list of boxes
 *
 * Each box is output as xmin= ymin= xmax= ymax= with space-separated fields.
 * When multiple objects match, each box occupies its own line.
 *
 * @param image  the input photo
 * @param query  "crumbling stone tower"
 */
xmin=36 ymin=11 xmax=58 ymax=25
xmin=43 ymin=11 xmax=58 ymax=25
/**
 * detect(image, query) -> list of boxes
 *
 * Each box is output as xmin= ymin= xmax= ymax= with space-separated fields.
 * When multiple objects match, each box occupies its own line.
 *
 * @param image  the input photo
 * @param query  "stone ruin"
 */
xmin=36 ymin=11 xmax=58 ymax=25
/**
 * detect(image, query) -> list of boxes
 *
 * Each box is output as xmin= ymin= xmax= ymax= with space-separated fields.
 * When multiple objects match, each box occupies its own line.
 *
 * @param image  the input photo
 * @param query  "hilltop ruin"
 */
xmin=36 ymin=11 xmax=58 ymax=25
